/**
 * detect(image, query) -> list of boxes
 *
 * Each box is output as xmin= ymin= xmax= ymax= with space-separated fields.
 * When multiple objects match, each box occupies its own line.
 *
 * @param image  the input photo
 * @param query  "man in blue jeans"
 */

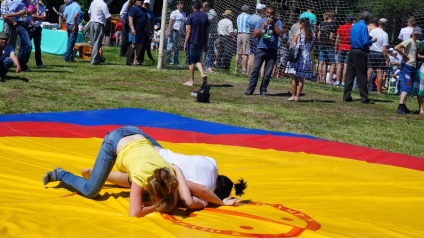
xmin=4 ymin=0 xmax=32 ymax=71
xmin=63 ymin=0 xmax=82 ymax=62
xmin=245 ymin=6 xmax=283 ymax=96
xmin=0 ymin=32 xmax=21 ymax=82
xmin=183 ymin=0 xmax=209 ymax=86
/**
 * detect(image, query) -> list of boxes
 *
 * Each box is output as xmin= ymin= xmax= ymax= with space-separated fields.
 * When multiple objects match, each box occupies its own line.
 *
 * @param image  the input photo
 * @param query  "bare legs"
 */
xmin=287 ymin=75 xmax=304 ymax=101
xmin=184 ymin=62 xmax=207 ymax=86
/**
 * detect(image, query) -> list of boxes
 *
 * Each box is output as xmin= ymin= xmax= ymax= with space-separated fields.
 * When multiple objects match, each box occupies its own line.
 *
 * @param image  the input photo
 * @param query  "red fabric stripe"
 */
xmin=1 ymin=122 xmax=423 ymax=171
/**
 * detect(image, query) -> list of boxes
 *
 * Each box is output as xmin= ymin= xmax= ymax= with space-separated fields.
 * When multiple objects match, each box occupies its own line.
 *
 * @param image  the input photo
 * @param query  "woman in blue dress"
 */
xmin=285 ymin=18 xmax=315 ymax=101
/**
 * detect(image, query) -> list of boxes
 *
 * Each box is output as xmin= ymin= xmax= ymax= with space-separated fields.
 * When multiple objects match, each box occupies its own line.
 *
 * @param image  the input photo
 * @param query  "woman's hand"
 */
xmin=223 ymin=196 xmax=243 ymax=206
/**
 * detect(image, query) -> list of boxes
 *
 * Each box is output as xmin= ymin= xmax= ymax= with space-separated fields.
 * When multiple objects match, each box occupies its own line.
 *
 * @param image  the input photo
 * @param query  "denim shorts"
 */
xmin=337 ymin=50 xmax=349 ymax=63
xmin=319 ymin=48 xmax=336 ymax=64
xmin=187 ymin=43 xmax=204 ymax=65
xmin=400 ymin=64 xmax=416 ymax=93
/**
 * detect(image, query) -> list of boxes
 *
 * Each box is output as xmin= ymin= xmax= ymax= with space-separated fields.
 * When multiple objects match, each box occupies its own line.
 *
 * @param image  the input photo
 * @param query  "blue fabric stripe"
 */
xmin=0 ymin=108 xmax=318 ymax=139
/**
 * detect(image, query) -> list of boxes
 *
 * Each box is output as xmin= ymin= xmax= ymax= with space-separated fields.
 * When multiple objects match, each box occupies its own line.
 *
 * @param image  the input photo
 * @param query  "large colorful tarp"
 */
xmin=0 ymin=108 xmax=423 ymax=238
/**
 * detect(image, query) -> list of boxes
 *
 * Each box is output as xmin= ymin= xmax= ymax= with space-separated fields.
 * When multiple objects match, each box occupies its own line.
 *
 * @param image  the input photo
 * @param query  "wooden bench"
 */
xmin=74 ymin=43 xmax=92 ymax=61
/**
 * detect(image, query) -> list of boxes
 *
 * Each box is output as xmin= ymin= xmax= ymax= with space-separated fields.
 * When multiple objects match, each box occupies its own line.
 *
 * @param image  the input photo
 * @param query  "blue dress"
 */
xmin=285 ymin=30 xmax=315 ymax=79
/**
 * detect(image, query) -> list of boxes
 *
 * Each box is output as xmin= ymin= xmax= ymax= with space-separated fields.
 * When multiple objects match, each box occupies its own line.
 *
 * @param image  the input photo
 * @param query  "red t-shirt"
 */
xmin=336 ymin=23 xmax=352 ymax=51
xmin=115 ymin=22 xmax=123 ymax=31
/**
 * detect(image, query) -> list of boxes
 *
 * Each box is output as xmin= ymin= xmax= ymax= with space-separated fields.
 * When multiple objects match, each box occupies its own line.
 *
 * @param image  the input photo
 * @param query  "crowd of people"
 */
xmin=163 ymin=2 xmax=423 ymax=112
xmin=1 ymin=0 xmax=424 ymax=114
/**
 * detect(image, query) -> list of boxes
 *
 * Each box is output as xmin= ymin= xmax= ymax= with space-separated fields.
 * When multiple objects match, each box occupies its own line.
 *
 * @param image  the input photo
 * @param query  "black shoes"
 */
xmin=396 ymin=104 xmax=410 ymax=115
xmin=361 ymin=99 xmax=375 ymax=104
xmin=343 ymin=97 xmax=352 ymax=102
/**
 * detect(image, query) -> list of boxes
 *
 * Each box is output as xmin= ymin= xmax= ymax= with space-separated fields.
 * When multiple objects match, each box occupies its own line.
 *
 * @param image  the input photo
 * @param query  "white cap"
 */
xmin=256 ymin=3 xmax=266 ymax=11
xmin=144 ymin=0 xmax=150 ymax=4
xmin=389 ymin=47 xmax=394 ymax=51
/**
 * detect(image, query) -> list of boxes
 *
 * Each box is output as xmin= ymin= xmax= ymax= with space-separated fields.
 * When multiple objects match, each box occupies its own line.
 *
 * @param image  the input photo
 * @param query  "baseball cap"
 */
xmin=144 ymin=0 xmax=150 ymax=4
xmin=256 ymin=3 xmax=266 ymax=11
xmin=0 ymin=32 xmax=9 ymax=39
xmin=388 ymin=47 xmax=394 ymax=51
xmin=378 ymin=18 xmax=387 ymax=24
xmin=346 ymin=14 xmax=354 ymax=20
xmin=412 ymin=26 xmax=422 ymax=35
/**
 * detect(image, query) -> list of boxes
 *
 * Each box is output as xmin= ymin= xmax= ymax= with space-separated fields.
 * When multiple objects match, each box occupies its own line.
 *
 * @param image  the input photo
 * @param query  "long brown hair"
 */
xmin=300 ymin=18 xmax=313 ymax=43
xmin=145 ymin=168 xmax=179 ymax=214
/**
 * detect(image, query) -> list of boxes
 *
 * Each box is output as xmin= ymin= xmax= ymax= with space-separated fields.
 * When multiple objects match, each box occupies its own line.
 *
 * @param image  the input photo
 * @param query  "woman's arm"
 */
xmin=129 ymin=182 xmax=156 ymax=217
xmin=187 ymin=181 xmax=241 ymax=206
xmin=172 ymin=164 xmax=205 ymax=210
xmin=291 ymin=32 xmax=298 ymax=46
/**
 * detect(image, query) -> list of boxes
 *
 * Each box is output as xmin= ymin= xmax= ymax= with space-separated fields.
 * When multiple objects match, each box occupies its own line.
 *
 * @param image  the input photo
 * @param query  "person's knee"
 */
xmin=83 ymin=188 xmax=101 ymax=198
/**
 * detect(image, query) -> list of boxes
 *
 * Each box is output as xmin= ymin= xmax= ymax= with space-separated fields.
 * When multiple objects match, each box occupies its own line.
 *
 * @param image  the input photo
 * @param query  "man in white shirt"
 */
xmin=216 ymin=9 xmax=233 ymax=69
xmin=166 ymin=1 xmax=186 ymax=65
xmin=398 ymin=17 xmax=416 ymax=42
xmin=88 ymin=0 xmax=119 ymax=65
xmin=367 ymin=18 xmax=389 ymax=93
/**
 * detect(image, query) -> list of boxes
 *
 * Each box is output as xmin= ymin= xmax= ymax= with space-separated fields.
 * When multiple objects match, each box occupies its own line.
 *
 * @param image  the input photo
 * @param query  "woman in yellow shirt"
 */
xmin=42 ymin=126 xmax=180 ymax=217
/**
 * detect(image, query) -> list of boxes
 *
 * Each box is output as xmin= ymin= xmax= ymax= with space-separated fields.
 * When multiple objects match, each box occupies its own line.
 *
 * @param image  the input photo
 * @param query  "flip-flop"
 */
xmin=183 ymin=81 xmax=193 ymax=86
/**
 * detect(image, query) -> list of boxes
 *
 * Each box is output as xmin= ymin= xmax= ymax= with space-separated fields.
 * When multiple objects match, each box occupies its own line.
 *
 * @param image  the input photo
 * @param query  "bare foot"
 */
xmin=183 ymin=81 xmax=193 ymax=86
xmin=81 ymin=168 xmax=92 ymax=179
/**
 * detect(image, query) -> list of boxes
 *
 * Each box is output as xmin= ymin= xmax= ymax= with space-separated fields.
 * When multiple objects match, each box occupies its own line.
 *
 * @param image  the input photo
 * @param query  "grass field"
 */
xmin=0 ymin=46 xmax=423 ymax=157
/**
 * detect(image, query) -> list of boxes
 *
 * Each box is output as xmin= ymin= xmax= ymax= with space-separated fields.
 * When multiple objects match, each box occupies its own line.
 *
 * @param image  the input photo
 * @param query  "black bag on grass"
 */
xmin=197 ymin=85 xmax=211 ymax=103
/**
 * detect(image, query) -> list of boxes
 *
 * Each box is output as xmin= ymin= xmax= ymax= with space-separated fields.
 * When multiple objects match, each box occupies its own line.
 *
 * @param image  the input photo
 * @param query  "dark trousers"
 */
xmin=120 ymin=23 xmax=129 ymax=56
xmin=216 ymin=35 xmax=232 ymax=69
xmin=139 ymin=37 xmax=154 ymax=63
xmin=246 ymin=48 xmax=277 ymax=94
xmin=30 ymin=26 xmax=43 ymax=66
xmin=343 ymin=48 xmax=369 ymax=102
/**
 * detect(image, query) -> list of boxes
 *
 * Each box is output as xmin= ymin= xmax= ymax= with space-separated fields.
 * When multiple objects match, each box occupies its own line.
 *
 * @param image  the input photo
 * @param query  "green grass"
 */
xmin=1 ymin=46 xmax=423 ymax=158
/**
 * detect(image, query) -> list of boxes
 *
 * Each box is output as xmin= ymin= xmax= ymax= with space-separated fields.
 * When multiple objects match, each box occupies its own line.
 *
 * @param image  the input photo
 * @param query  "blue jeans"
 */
xmin=16 ymin=25 xmax=32 ymax=68
xmin=166 ymin=30 xmax=181 ymax=65
xmin=0 ymin=57 xmax=13 ymax=77
xmin=64 ymin=24 xmax=78 ymax=61
xmin=57 ymin=126 xmax=162 ymax=198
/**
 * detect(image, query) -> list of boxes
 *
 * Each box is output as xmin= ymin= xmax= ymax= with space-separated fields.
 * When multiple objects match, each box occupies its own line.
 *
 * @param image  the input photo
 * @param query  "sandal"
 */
xmin=287 ymin=96 xmax=296 ymax=101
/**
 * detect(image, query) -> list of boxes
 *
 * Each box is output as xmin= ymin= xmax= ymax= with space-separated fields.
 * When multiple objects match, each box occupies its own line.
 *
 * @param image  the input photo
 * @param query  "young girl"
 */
xmin=285 ymin=18 xmax=315 ymax=101
xmin=42 ymin=126 xmax=181 ymax=217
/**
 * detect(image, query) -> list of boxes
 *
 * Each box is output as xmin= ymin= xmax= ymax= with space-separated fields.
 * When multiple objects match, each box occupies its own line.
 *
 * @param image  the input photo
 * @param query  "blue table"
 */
xmin=1 ymin=20 xmax=85 ymax=55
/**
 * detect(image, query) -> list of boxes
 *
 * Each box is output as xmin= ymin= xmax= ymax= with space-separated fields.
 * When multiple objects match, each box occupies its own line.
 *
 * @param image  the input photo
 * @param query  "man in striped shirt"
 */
xmin=235 ymin=4 xmax=251 ymax=74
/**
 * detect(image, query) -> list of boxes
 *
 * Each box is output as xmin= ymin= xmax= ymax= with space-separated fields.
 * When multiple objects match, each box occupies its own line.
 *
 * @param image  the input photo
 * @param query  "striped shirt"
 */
xmin=237 ymin=12 xmax=250 ymax=33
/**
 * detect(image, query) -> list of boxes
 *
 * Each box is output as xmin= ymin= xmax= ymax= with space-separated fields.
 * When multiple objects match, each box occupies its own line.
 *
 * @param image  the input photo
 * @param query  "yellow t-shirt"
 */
xmin=115 ymin=138 xmax=173 ymax=188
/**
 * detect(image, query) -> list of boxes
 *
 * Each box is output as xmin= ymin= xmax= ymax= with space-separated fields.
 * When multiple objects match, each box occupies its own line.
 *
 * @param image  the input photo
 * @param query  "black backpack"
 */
xmin=197 ymin=85 xmax=211 ymax=103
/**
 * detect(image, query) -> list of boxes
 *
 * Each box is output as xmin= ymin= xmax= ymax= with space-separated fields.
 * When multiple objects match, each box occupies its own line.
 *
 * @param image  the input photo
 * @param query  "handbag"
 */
xmin=287 ymin=31 xmax=301 ymax=62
